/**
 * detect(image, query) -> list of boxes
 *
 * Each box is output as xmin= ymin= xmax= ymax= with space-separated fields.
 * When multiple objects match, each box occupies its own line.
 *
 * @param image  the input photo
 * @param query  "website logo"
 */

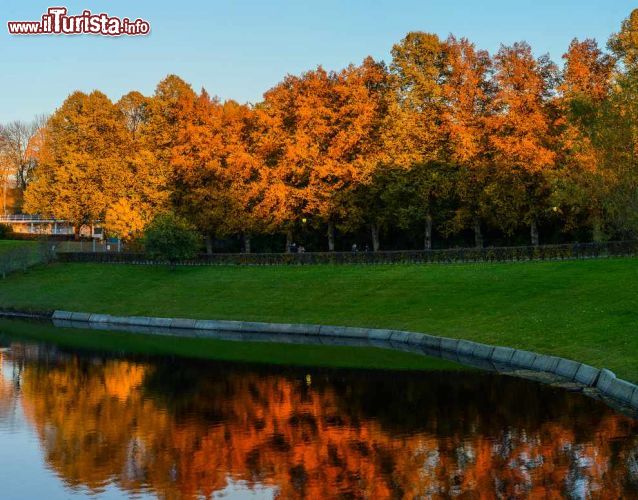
xmin=7 ymin=7 xmax=150 ymax=36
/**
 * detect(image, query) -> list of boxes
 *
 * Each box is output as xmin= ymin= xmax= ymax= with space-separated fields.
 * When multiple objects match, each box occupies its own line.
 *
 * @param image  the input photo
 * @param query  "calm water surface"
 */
xmin=0 ymin=338 xmax=637 ymax=499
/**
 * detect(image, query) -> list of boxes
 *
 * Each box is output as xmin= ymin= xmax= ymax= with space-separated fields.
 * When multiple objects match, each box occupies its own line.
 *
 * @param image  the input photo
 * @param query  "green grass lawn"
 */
xmin=0 ymin=259 xmax=636 ymax=380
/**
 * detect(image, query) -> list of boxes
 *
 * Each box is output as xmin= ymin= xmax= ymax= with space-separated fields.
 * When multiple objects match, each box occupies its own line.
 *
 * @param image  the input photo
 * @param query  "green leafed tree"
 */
xmin=143 ymin=212 xmax=200 ymax=264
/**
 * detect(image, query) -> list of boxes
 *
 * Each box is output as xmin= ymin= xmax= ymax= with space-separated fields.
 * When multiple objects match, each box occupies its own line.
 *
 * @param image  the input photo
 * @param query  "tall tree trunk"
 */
xmin=2 ymin=181 xmax=6 ymax=215
xmin=530 ymin=220 xmax=539 ymax=247
xmin=205 ymin=234 xmax=213 ymax=255
xmin=424 ymin=213 xmax=432 ymax=250
xmin=285 ymin=229 xmax=293 ymax=253
xmin=473 ymin=217 xmax=483 ymax=248
xmin=327 ymin=221 xmax=335 ymax=252
xmin=74 ymin=224 xmax=81 ymax=241
xmin=370 ymin=223 xmax=380 ymax=252
xmin=243 ymin=233 xmax=251 ymax=253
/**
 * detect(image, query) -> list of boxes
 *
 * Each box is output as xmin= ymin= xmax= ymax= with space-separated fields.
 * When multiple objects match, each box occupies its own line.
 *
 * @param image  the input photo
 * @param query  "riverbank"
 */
xmin=0 ymin=258 xmax=636 ymax=380
xmin=0 ymin=318 xmax=461 ymax=372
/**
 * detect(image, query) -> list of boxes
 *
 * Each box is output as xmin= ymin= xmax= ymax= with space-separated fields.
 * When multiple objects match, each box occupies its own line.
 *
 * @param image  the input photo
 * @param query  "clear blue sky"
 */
xmin=1 ymin=0 xmax=635 ymax=122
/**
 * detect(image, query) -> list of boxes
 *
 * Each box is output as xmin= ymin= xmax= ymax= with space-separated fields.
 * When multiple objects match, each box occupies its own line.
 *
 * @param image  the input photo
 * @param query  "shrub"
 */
xmin=0 ymin=223 xmax=12 ymax=239
xmin=143 ymin=213 xmax=200 ymax=265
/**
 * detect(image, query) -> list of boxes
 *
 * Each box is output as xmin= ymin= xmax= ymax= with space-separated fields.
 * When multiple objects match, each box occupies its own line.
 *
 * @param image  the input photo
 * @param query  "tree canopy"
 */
xmin=14 ymin=9 xmax=638 ymax=251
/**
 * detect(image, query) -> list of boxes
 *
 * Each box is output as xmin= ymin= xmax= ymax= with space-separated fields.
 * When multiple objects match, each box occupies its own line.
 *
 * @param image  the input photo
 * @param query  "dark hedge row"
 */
xmin=55 ymin=240 xmax=638 ymax=266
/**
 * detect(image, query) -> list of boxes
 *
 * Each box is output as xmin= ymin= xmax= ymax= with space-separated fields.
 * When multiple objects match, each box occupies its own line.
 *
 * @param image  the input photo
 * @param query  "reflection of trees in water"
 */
xmin=0 ymin=351 xmax=18 ymax=423
xmin=6 ymin=347 xmax=638 ymax=499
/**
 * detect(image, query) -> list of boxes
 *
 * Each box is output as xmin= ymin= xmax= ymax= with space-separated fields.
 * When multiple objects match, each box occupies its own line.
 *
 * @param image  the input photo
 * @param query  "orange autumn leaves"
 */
xmin=21 ymin=9 xmax=638 ymax=248
xmin=255 ymin=58 xmax=390 ymax=242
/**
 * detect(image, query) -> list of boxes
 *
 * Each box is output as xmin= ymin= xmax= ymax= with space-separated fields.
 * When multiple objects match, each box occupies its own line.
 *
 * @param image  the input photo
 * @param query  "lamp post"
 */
xmin=300 ymin=217 xmax=308 ymax=252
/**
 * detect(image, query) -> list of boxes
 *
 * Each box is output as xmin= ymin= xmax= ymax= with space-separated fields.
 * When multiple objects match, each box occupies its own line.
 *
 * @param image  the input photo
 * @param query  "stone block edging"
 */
xmin=51 ymin=310 xmax=638 ymax=408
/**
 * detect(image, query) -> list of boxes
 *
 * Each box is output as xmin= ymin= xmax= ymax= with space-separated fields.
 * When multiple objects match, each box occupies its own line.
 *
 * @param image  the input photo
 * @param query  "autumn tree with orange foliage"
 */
xmin=487 ymin=42 xmax=559 ymax=245
xmin=554 ymin=39 xmax=615 ymax=240
xmin=255 ymin=58 xmax=389 ymax=251
xmin=252 ymin=71 xmax=320 ymax=250
xmin=24 ymin=91 xmax=132 ymax=238
xmin=601 ymin=9 xmax=638 ymax=236
xmin=324 ymin=57 xmax=390 ymax=251
xmin=108 ymin=77 xmax=196 ymax=240
xmin=376 ymin=32 xmax=448 ymax=250
xmin=440 ymin=35 xmax=494 ymax=248
xmin=101 ymin=91 xmax=160 ymax=239
xmin=171 ymin=89 xmax=263 ymax=253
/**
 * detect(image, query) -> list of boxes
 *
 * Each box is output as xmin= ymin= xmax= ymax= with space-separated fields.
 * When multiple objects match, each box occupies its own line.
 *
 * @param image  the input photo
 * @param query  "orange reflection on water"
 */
xmin=3 ymin=346 xmax=638 ymax=499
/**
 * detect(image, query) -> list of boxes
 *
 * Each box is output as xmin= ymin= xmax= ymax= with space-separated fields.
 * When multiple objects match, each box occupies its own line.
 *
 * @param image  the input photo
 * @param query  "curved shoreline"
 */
xmin=2 ymin=308 xmax=637 ymax=411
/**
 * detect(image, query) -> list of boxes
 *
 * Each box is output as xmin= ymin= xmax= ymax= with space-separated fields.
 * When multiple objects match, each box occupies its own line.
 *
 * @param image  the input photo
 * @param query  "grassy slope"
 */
xmin=0 ymin=319 xmax=462 ymax=372
xmin=0 ymin=259 xmax=636 ymax=379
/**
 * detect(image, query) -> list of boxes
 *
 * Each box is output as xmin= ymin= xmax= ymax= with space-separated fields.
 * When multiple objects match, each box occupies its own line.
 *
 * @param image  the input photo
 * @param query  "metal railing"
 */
xmin=54 ymin=240 xmax=122 ymax=253
xmin=0 ymin=214 xmax=67 ymax=223
xmin=0 ymin=215 xmax=104 ymax=239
